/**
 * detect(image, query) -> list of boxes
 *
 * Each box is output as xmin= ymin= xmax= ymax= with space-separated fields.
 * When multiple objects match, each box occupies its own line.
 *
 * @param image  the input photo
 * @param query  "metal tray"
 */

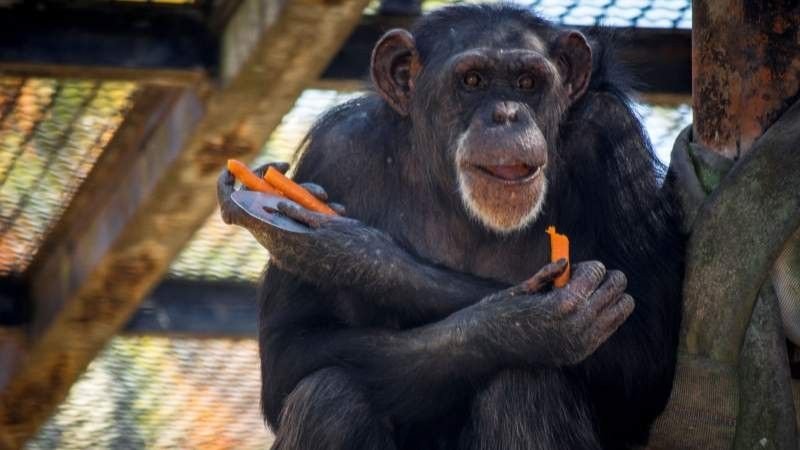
xmin=230 ymin=190 xmax=311 ymax=234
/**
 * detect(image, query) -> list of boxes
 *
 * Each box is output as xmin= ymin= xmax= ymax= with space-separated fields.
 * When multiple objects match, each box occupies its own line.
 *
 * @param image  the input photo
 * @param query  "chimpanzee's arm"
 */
xmin=218 ymin=164 xmax=506 ymax=324
xmin=352 ymin=254 xmax=502 ymax=324
xmin=352 ymin=247 xmax=569 ymax=324
xmin=260 ymin=262 xmax=632 ymax=427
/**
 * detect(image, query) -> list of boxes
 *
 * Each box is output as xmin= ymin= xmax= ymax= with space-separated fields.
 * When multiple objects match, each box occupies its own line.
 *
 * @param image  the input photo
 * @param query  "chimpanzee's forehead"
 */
xmin=412 ymin=7 xmax=555 ymax=62
xmin=448 ymin=25 xmax=547 ymax=53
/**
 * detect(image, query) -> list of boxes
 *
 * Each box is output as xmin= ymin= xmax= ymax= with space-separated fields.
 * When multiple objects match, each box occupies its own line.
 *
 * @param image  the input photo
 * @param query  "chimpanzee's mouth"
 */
xmin=469 ymin=163 xmax=541 ymax=184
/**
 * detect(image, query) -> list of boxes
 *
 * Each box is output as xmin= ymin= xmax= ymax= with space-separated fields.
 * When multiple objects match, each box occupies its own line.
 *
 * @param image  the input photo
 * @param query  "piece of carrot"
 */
xmin=227 ymin=159 xmax=283 ymax=196
xmin=264 ymin=166 xmax=338 ymax=216
xmin=545 ymin=226 xmax=570 ymax=288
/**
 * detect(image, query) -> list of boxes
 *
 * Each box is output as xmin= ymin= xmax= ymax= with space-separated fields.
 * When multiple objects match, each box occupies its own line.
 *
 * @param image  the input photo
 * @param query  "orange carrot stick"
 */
xmin=545 ymin=226 xmax=570 ymax=288
xmin=264 ymin=166 xmax=338 ymax=216
xmin=227 ymin=159 xmax=283 ymax=196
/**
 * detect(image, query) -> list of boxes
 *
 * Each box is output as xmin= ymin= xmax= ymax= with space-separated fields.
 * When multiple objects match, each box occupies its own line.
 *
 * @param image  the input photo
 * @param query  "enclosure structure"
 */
xmin=0 ymin=0 xmax=790 ymax=449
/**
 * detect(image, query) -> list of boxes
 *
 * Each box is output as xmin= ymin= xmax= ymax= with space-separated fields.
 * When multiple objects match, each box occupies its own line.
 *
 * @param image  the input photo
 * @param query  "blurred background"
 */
xmin=0 ymin=0 xmax=691 ymax=448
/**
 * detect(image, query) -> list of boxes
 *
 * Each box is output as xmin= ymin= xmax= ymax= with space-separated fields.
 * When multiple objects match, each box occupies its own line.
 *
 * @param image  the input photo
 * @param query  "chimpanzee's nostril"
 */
xmin=492 ymin=102 xmax=519 ymax=125
xmin=492 ymin=110 xmax=504 ymax=124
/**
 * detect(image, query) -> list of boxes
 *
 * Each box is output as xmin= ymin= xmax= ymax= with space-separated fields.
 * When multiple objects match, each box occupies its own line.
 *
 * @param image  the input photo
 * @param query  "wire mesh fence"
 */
xmin=27 ymin=336 xmax=273 ymax=450
xmin=365 ymin=0 xmax=692 ymax=28
xmin=0 ymin=78 xmax=137 ymax=276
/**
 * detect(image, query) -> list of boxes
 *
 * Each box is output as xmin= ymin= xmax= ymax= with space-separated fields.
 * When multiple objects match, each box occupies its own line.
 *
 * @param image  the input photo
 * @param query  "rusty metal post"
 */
xmin=692 ymin=1 xmax=800 ymax=159
xmin=688 ymin=2 xmax=800 ymax=448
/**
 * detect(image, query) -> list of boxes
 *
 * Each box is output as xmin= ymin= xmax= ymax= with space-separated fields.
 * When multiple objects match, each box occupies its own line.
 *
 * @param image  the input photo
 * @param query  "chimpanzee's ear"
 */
xmin=552 ymin=31 xmax=592 ymax=101
xmin=371 ymin=29 xmax=421 ymax=116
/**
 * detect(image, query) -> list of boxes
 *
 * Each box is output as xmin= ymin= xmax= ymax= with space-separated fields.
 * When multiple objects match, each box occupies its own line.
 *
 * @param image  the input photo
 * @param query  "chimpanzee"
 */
xmin=218 ymin=4 xmax=684 ymax=449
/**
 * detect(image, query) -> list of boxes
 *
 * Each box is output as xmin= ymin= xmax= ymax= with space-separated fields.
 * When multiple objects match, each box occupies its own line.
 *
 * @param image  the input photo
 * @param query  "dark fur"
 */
xmin=259 ymin=5 xmax=683 ymax=449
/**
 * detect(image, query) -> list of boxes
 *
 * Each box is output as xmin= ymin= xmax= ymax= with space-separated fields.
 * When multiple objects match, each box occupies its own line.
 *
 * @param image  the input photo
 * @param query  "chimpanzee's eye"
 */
xmin=463 ymin=71 xmax=483 ymax=88
xmin=517 ymin=74 xmax=535 ymax=91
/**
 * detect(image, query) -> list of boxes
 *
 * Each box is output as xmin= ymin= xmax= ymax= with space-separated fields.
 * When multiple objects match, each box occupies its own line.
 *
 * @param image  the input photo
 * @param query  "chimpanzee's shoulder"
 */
xmin=291 ymin=94 xmax=397 ymax=211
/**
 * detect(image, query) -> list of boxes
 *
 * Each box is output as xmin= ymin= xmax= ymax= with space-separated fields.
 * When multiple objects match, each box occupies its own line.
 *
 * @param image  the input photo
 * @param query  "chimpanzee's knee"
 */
xmin=271 ymin=367 xmax=396 ymax=450
xmin=461 ymin=369 xmax=601 ymax=450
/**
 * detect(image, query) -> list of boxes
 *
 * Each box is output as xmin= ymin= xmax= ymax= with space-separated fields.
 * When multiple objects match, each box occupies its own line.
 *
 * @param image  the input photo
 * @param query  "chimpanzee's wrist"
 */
xmin=441 ymin=305 xmax=513 ymax=372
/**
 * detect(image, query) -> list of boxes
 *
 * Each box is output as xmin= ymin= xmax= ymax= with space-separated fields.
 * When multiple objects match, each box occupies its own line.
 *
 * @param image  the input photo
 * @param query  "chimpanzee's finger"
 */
xmin=584 ymin=270 xmax=627 ymax=318
xmin=217 ymin=168 xmax=236 ymax=197
xmin=514 ymin=259 xmax=568 ymax=294
xmin=586 ymin=293 xmax=634 ymax=346
xmin=300 ymin=182 xmax=328 ymax=202
xmin=217 ymin=168 xmax=239 ymax=224
xmin=563 ymin=261 xmax=606 ymax=302
xmin=329 ymin=202 xmax=347 ymax=216
xmin=277 ymin=202 xmax=330 ymax=229
xmin=252 ymin=161 xmax=290 ymax=178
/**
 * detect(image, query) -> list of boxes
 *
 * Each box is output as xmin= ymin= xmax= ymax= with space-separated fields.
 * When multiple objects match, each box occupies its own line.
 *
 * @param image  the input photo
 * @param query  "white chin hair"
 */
xmin=457 ymin=173 xmax=547 ymax=234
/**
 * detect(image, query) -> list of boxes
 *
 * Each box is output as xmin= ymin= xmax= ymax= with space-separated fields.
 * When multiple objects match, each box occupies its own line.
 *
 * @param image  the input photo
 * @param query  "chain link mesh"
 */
xmin=0 ymin=78 xmax=137 ymax=276
xmin=365 ymin=0 xmax=691 ymax=28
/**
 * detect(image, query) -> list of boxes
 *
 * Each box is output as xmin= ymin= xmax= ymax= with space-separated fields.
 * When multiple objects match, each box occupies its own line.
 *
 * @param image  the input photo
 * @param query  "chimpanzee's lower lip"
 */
xmin=466 ymin=164 xmax=542 ymax=184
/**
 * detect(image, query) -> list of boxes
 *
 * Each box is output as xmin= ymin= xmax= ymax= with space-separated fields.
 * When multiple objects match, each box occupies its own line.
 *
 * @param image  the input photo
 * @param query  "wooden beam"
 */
xmin=0 ymin=277 xmax=27 ymax=327
xmin=640 ymin=93 xmax=692 ymax=107
xmin=0 ymin=328 xmax=25 ymax=395
xmin=0 ymin=0 xmax=369 ymax=445
xmin=320 ymin=17 xmax=692 ymax=95
xmin=0 ymin=64 xmax=206 ymax=87
xmin=0 ymin=85 xmax=204 ymax=449
xmin=125 ymin=279 xmax=258 ymax=337
xmin=619 ymin=27 xmax=692 ymax=95
xmin=0 ymin=2 xmax=691 ymax=95
xmin=0 ymin=3 xmax=217 ymax=83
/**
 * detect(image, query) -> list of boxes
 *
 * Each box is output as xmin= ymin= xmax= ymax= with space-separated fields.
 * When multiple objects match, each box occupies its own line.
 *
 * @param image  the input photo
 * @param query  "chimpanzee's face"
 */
xmin=439 ymin=43 xmax=566 ymax=233
xmin=371 ymin=23 xmax=591 ymax=233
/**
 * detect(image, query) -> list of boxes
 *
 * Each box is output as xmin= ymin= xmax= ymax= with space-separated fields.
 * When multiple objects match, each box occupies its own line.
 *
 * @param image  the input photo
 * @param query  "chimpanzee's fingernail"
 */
xmin=277 ymin=201 xmax=290 ymax=213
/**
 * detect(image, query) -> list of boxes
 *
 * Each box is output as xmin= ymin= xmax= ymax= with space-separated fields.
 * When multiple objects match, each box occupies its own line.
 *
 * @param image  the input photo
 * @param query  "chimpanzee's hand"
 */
xmin=217 ymin=163 xmax=409 ymax=290
xmin=218 ymin=162 xmax=346 ymax=223
xmin=454 ymin=261 xmax=635 ymax=368
xmin=219 ymin=161 xmax=283 ymax=224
